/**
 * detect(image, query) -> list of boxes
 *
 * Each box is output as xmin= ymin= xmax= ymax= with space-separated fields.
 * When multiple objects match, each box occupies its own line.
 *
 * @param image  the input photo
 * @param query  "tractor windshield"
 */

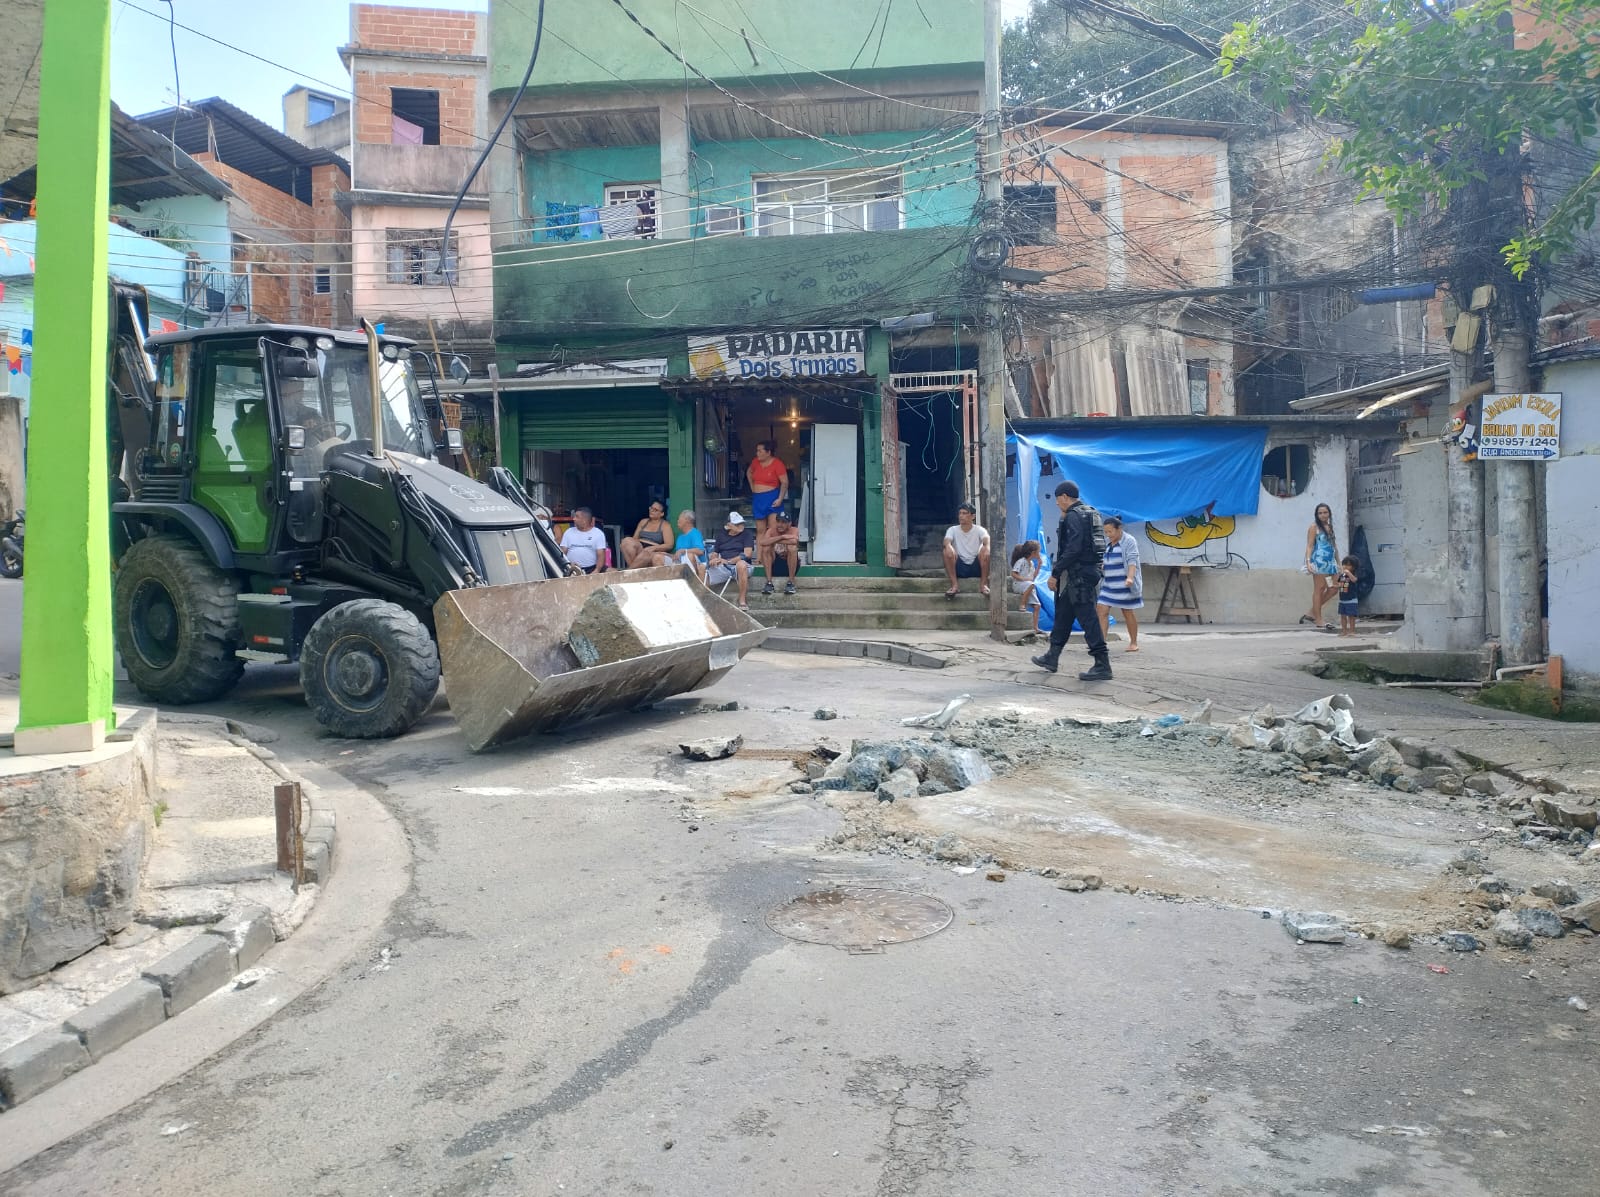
xmin=289 ymin=343 xmax=433 ymax=459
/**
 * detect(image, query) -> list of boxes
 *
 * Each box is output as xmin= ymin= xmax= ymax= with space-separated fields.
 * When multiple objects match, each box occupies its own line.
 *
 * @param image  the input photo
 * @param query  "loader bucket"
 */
xmin=433 ymin=564 xmax=769 ymax=751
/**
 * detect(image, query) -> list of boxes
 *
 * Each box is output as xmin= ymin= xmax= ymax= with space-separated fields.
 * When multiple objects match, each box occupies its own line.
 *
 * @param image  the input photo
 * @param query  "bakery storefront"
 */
xmin=669 ymin=327 xmax=887 ymax=569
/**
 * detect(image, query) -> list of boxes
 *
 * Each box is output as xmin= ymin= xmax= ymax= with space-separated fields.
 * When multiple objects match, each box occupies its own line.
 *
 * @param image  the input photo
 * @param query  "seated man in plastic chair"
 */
xmin=706 ymin=512 xmax=755 ymax=608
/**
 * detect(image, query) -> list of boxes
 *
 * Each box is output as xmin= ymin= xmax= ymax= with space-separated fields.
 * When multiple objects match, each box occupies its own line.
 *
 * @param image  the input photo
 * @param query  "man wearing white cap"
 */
xmin=706 ymin=512 xmax=756 ymax=608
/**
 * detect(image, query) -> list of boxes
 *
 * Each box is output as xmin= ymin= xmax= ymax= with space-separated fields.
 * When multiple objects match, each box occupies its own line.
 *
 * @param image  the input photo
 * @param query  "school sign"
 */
xmin=1478 ymin=392 xmax=1562 ymax=460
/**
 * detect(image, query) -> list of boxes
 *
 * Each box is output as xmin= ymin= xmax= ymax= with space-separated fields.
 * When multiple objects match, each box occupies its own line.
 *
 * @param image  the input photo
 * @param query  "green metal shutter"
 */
xmin=517 ymin=390 xmax=669 ymax=450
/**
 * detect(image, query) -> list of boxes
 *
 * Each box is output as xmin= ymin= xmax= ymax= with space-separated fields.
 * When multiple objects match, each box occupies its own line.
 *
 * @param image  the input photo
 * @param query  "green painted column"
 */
xmin=861 ymin=330 xmax=889 ymax=569
xmin=666 ymin=351 xmax=694 ymax=517
xmin=16 ymin=0 xmax=115 ymax=753
xmin=498 ymin=400 xmax=522 ymax=481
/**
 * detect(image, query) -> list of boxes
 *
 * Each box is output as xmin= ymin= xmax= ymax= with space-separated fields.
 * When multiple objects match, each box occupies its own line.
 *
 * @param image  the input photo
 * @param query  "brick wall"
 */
xmin=353 ymin=69 xmax=478 ymax=147
xmin=352 ymin=5 xmax=482 ymax=56
xmin=190 ymin=153 xmax=350 ymax=327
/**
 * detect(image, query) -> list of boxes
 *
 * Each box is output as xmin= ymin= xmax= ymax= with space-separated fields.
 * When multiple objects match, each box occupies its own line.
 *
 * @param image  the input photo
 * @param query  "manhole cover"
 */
xmin=766 ymin=887 xmax=953 ymax=950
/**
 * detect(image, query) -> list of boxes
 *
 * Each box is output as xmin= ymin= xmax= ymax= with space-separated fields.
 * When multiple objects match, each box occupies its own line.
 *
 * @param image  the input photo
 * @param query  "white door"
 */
xmin=1351 ymin=463 xmax=1405 ymax=615
xmin=812 ymin=423 xmax=858 ymax=563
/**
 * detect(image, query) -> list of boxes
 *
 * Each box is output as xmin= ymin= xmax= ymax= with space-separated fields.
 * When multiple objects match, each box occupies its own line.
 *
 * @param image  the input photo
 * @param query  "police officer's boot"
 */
xmin=1078 ymin=649 xmax=1112 ymax=681
xmin=1031 ymin=644 xmax=1062 ymax=673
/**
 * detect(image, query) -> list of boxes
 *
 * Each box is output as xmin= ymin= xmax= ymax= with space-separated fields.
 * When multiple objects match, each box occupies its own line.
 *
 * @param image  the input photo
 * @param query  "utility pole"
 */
xmin=1490 ymin=327 xmax=1543 ymax=665
xmin=16 ymin=0 xmax=116 ymax=754
xmin=980 ymin=0 xmax=1008 ymax=642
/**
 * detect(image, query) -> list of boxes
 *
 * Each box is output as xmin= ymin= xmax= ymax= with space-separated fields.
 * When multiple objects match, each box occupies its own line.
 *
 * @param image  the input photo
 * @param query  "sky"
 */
xmin=110 ymin=0 xmax=488 ymax=126
xmin=111 ymin=0 xmax=1032 ymax=131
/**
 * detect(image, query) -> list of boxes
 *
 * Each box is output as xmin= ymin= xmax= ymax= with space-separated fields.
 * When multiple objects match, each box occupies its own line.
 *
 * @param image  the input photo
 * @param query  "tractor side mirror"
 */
xmin=444 ymin=427 xmax=464 ymax=453
xmin=286 ymin=426 xmax=307 ymax=450
xmin=275 ymin=351 xmax=320 ymax=380
xmin=448 ymin=355 xmax=471 ymax=384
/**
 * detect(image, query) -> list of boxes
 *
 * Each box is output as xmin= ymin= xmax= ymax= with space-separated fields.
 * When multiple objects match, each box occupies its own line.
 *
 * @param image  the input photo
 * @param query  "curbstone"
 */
xmin=835 ymin=641 xmax=866 ymax=658
xmin=308 ymin=808 xmax=336 ymax=832
xmin=865 ymin=642 xmax=892 ymax=660
xmin=207 ymin=904 xmax=277 ymax=972
xmin=889 ymin=646 xmax=912 ymax=664
xmin=143 ymin=935 xmax=235 ymax=1017
xmin=63 ymin=979 xmax=166 ymax=1062
xmin=303 ymin=841 xmax=332 ymax=884
xmin=303 ymin=824 xmax=335 ymax=850
xmin=811 ymin=640 xmax=840 ymax=656
xmin=0 ymin=1030 xmax=91 ymax=1107
xmin=907 ymin=651 xmax=948 ymax=669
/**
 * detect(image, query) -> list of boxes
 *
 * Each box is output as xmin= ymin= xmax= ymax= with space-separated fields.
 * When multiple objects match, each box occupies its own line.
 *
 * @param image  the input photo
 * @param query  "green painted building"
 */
xmin=486 ymin=0 xmax=983 ymax=572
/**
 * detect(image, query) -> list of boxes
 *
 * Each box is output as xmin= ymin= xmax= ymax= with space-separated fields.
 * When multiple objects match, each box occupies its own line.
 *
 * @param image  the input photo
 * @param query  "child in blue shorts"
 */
xmin=1336 ymin=555 xmax=1360 ymax=636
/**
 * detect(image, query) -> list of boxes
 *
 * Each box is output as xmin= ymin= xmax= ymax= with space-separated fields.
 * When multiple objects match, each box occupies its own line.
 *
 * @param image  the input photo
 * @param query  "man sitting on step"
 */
xmin=757 ymin=509 xmax=801 ymax=596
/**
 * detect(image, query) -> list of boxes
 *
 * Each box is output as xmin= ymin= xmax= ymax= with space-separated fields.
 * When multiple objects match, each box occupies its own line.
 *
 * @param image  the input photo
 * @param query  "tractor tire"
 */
xmin=114 ymin=533 xmax=245 ymax=704
xmin=0 ymin=539 xmax=20 ymax=578
xmin=299 ymin=599 xmax=439 ymax=740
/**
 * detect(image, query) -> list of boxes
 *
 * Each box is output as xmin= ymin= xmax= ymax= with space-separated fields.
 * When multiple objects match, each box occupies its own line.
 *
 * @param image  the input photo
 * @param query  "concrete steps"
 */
xmin=741 ymin=578 xmax=1032 ymax=631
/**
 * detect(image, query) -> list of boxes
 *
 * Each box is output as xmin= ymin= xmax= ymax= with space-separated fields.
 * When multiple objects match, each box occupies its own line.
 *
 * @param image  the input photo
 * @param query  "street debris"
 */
xmin=1428 ymin=964 xmax=1452 ymax=975
xmin=985 ymin=870 xmax=1006 ymax=882
xmin=901 ymin=694 xmax=972 ymax=730
xmin=1440 ymin=932 xmax=1483 ymax=952
xmin=680 ymin=735 xmax=743 ymax=761
xmin=1056 ymin=871 xmax=1103 ymax=893
xmin=814 ymin=707 xmax=839 ymax=721
xmin=1569 ymin=996 xmax=1590 ymax=1012
xmin=1281 ymin=911 xmax=1347 ymax=944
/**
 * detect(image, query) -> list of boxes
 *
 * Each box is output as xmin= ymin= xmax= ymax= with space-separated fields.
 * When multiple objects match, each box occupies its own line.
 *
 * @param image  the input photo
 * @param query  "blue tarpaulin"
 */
xmin=1011 ymin=424 xmax=1268 ymax=572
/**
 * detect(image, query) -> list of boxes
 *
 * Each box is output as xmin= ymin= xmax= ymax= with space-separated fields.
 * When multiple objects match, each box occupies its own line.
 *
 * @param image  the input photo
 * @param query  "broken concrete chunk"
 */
xmin=1416 ymin=766 xmax=1463 ymax=790
xmin=1354 ymin=741 xmax=1407 ymax=786
xmin=679 ymin=735 xmax=742 ymax=761
xmin=924 ymin=747 xmax=993 ymax=791
xmin=1559 ymin=896 xmax=1600 ymax=931
xmin=813 ymin=707 xmax=838 ymax=721
xmin=843 ymin=753 xmax=891 ymax=792
xmin=569 ymin=580 xmax=722 ymax=667
xmin=1281 ymin=911 xmax=1346 ymax=944
xmin=1464 ymin=772 xmax=1500 ymax=796
xmin=1493 ymin=912 xmax=1534 ymax=949
xmin=1380 ymin=926 xmax=1412 ymax=949
xmin=813 ymin=738 xmax=845 ymax=761
xmin=1057 ymin=871 xmax=1103 ymax=893
xmin=1440 ymin=931 xmax=1483 ymax=952
xmin=1433 ymin=775 xmax=1465 ymax=797
xmin=918 ymin=780 xmax=952 ymax=798
xmin=876 ymin=768 xmax=921 ymax=804
xmin=1531 ymin=882 xmax=1579 ymax=906
xmin=1448 ymin=848 xmax=1490 ymax=876
xmin=1532 ymin=794 xmax=1599 ymax=831
xmin=1516 ymin=907 xmax=1565 ymax=939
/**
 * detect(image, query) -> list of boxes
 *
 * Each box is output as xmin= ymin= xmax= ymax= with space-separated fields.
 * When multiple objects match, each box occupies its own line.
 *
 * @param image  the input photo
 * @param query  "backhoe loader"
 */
xmin=106 ymin=287 xmax=765 ymax=749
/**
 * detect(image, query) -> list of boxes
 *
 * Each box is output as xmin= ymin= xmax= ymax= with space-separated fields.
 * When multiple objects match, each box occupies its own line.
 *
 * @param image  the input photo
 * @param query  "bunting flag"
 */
xmin=4 ymin=345 xmax=21 ymax=374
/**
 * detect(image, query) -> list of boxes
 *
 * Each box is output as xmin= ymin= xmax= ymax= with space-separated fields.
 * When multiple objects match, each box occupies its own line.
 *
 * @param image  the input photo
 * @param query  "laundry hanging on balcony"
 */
xmin=544 ymin=201 xmax=581 ymax=241
xmin=597 ymin=201 xmax=642 ymax=239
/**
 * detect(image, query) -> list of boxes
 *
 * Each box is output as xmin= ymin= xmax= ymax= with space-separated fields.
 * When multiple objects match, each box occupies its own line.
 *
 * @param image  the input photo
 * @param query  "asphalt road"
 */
xmin=3 ymin=632 xmax=1598 ymax=1196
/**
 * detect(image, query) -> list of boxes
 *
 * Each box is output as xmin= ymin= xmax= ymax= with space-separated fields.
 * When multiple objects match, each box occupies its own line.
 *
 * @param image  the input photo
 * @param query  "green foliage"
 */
xmin=1221 ymin=0 xmax=1600 ymax=277
xmin=1003 ymin=0 xmax=1342 ymax=123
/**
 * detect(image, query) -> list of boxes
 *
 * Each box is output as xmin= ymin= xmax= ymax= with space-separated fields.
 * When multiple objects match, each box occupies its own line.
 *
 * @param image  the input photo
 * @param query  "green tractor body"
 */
xmin=106 ymin=295 xmax=765 ymax=745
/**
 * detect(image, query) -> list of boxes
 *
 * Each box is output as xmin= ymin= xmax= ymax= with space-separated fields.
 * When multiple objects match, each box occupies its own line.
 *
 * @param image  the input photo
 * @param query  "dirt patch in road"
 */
xmin=697 ymin=711 xmax=1596 ymax=939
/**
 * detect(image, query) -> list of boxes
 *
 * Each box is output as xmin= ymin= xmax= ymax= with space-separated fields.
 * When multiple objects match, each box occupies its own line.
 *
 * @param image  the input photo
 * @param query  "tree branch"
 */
xmin=1053 ymin=0 xmax=1221 ymax=62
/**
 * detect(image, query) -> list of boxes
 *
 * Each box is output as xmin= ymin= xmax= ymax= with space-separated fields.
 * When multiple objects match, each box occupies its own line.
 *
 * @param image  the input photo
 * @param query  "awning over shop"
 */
xmin=1010 ymin=423 xmax=1269 ymax=549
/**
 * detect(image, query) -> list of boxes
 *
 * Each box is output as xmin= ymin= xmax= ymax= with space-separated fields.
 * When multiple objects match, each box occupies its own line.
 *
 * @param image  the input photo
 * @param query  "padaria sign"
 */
xmin=687 ymin=329 xmax=866 ymax=380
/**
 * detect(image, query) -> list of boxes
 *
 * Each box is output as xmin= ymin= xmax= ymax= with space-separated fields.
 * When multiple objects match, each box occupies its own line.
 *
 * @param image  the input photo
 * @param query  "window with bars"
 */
xmin=602 ymin=184 xmax=658 ymax=239
xmin=752 ymin=171 xmax=901 ymax=236
xmin=385 ymin=228 xmax=458 ymax=286
xmin=1003 ymin=184 xmax=1058 ymax=245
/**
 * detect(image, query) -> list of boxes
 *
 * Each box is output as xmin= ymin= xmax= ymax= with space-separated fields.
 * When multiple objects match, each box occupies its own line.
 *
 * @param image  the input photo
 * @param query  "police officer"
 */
xmin=1032 ymin=479 xmax=1113 ymax=680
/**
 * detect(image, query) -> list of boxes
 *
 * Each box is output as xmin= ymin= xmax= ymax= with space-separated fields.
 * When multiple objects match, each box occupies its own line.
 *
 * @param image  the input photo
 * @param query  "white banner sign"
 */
xmin=1478 ymin=392 xmax=1562 ymax=460
xmin=687 ymin=329 xmax=866 ymax=381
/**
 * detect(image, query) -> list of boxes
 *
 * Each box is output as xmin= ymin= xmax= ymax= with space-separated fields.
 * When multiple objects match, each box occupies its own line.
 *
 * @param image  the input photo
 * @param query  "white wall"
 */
xmin=1540 ymin=357 xmax=1600 ymax=686
xmin=1016 ymin=431 xmax=1353 ymax=624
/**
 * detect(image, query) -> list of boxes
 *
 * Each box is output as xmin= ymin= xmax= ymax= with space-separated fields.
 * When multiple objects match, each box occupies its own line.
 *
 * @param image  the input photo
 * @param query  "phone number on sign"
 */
xmin=737 ymin=357 xmax=861 ymax=378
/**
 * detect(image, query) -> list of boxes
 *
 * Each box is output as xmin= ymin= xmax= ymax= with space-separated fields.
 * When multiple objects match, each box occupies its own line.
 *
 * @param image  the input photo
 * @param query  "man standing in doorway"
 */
xmin=942 ymin=502 xmax=991 ymax=598
xmin=559 ymin=507 xmax=609 ymax=574
xmin=1032 ymin=480 xmax=1112 ymax=680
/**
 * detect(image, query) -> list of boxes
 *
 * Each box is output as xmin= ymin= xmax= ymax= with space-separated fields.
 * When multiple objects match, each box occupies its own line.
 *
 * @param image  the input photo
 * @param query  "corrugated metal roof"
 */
xmin=134 ymin=98 xmax=349 ymax=204
xmin=1 ymin=104 xmax=232 ymax=209
xmin=1288 ymin=364 xmax=1449 ymax=414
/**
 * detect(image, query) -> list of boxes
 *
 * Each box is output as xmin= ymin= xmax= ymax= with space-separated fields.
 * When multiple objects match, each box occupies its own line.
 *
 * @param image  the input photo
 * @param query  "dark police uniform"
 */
xmin=1044 ymin=501 xmax=1110 ymax=673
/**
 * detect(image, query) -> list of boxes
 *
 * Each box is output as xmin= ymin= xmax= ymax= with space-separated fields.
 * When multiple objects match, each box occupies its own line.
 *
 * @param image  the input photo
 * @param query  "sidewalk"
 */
xmin=0 ymin=707 xmax=332 ymax=1109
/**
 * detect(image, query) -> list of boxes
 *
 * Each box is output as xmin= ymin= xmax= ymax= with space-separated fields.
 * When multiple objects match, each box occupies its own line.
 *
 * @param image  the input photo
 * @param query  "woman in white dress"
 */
xmin=1095 ymin=516 xmax=1144 ymax=652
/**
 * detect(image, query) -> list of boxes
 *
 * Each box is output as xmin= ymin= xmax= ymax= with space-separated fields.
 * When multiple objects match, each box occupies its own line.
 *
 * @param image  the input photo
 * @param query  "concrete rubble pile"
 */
xmin=791 ymin=736 xmax=997 ymax=804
